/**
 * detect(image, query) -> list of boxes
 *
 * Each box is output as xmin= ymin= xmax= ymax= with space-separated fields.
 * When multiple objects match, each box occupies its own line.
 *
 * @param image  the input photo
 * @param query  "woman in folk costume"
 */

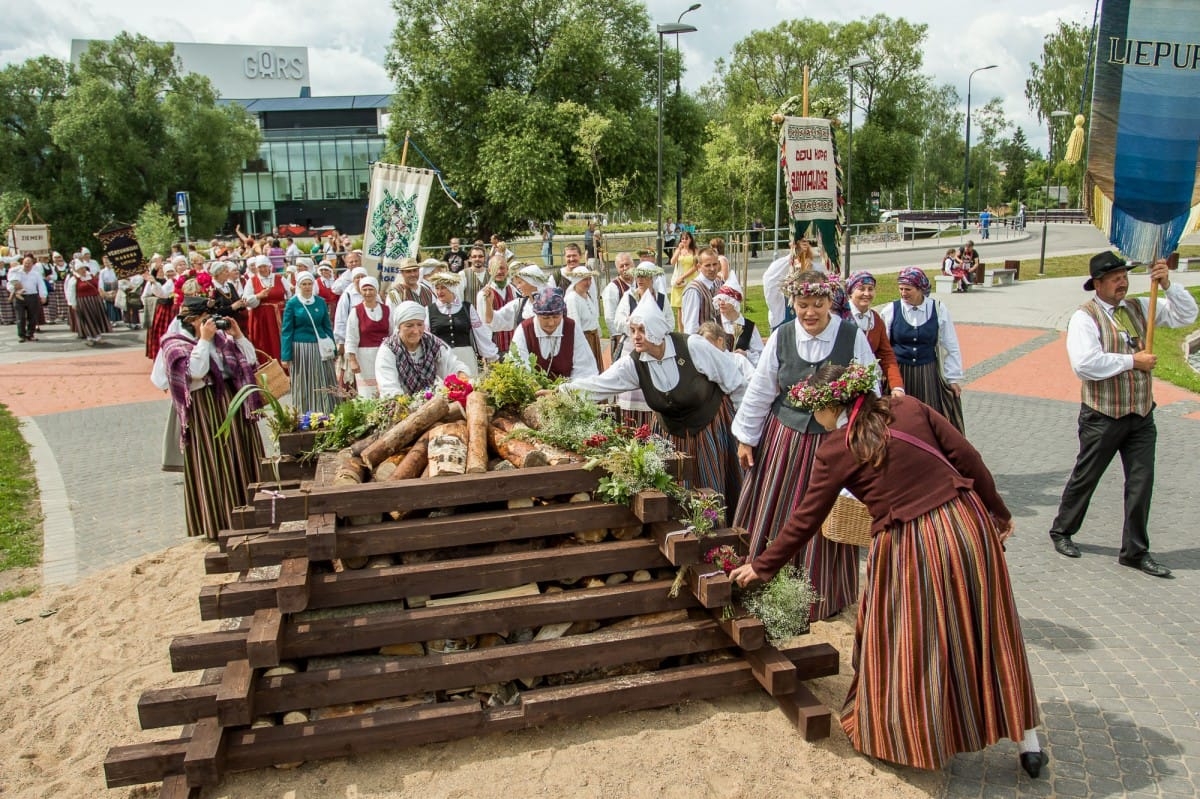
xmin=143 ymin=259 xmax=178 ymax=360
xmin=425 ymin=270 xmax=497 ymax=377
xmin=563 ymin=264 xmax=604 ymax=372
xmin=315 ymin=262 xmax=339 ymax=316
xmin=557 ymin=291 xmax=746 ymax=507
xmin=731 ymin=270 xmax=877 ymax=622
xmin=150 ymin=295 xmax=263 ymax=538
xmin=732 ymin=362 xmax=1045 ymax=778
xmin=241 ymin=254 xmax=292 ymax=363
xmin=610 ymin=261 xmax=676 ymax=427
xmin=376 ymin=301 xmax=471 ymax=399
xmin=843 ymin=271 xmax=905 ymax=396
xmin=711 ymin=285 xmax=763 ymax=368
xmin=281 ymin=271 xmax=339 ymax=413
xmin=482 ymin=262 xmax=550 ymax=342
xmin=476 ymin=255 xmax=515 ymax=352
xmin=511 ymin=287 xmax=599 ymax=381
xmin=72 ymin=261 xmax=113 ymax=346
xmin=207 ymin=261 xmax=251 ymax=331
xmin=878 ymin=267 xmax=965 ymax=433
xmin=762 ymin=238 xmax=828 ymax=330
xmin=344 ymin=277 xmax=390 ymax=399
xmin=668 ymin=229 xmax=699 ymax=327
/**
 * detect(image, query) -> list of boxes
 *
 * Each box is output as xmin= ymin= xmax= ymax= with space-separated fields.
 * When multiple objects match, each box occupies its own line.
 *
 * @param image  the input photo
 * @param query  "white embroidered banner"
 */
xmin=362 ymin=163 xmax=435 ymax=281
xmin=780 ymin=117 xmax=838 ymax=222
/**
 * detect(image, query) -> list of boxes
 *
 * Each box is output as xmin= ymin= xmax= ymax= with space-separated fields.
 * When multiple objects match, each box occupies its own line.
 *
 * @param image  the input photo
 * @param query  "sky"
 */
xmin=2 ymin=0 xmax=1093 ymax=152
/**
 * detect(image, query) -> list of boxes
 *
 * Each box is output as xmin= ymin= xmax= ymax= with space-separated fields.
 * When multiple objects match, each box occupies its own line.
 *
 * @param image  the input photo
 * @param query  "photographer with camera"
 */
xmin=151 ymin=291 xmax=263 ymax=539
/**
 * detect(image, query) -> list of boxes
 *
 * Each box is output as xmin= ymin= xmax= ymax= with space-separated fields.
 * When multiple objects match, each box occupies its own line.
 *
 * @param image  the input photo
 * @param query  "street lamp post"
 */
xmin=674 ymin=3 xmax=701 ymax=224
xmin=1039 ymin=109 xmax=1072 ymax=274
xmin=657 ymin=21 xmax=698 ymax=267
xmin=961 ymin=64 xmax=997 ymax=235
xmin=842 ymin=56 xmax=871 ymax=278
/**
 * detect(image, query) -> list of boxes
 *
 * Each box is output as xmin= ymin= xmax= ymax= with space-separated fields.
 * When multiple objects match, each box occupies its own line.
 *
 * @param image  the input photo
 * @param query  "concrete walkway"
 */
xmin=1 ymin=270 xmax=1198 ymax=797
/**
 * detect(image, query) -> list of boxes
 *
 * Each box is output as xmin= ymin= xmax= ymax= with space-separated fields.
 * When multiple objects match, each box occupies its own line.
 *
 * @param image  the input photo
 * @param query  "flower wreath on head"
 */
xmin=786 ymin=360 xmax=878 ymax=411
xmin=780 ymin=271 xmax=840 ymax=299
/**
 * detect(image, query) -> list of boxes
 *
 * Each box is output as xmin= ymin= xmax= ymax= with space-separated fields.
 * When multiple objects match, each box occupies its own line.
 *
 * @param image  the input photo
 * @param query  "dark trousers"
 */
xmin=15 ymin=294 xmax=41 ymax=339
xmin=1050 ymin=404 xmax=1157 ymax=562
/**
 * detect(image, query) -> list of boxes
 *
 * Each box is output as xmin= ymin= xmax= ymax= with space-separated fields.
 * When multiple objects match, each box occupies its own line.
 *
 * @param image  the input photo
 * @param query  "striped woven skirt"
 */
xmin=47 ymin=282 xmax=67 ymax=322
xmin=655 ymin=396 xmax=743 ymax=512
xmin=181 ymin=384 xmax=263 ymax=539
xmin=290 ymin=341 xmax=339 ymax=413
xmin=145 ymin=302 xmax=176 ymax=360
xmin=733 ymin=416 xmax=858 ymax=621
xmin=842 ymin=490 xmax=1040 ymax=770
xmin=0 ymin=297 xmax=14 ymax=325
xmin=74 ymin=295 xmax=112 ymax=339
xmin=899 ymin=361 xmax=965 ymax=434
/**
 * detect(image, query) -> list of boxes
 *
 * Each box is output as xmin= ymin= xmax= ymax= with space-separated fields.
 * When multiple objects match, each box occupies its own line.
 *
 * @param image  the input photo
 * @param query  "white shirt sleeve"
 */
xmin=1146 ymin=280 xmax=1199 ymax=328
xmin=601 ymin=282 xmax=622 ymax=331
xmin=150 ymin=350 xmax=169 ymax=390
xmin=762 ymin=255 xmax=790 ymax=330
xmin=680 ymin=285 xmax=702 ymax=334
xmin=570 ymin=322 xmax=599 ymax=380
xmin=333 ymin=292 xmax=353 ymax=344
xmin=189 ymin=339 xmax=213 ymax=380
xmin=440 ymin=344 xmax=470 ymax=377
xmin=344 ymin=306 xmax=361 ymax=356
xmin=469 ymin=305 xmax=499 ymax=361
xmin=732 ymin=331 xmax=781 ymax=446
xmin=931 ymin=299 xmax=964 ymax=383
xmin=686 ymin=335 xmax=748 ymax=405
xmin=375 ymin=349 xmax=403 ymax=398
xmin=559 ymin=355 xmax=642 ymax=400
xmin=489 ymin=296 xmax=523 ymax=332
xmin=241 ymin=279 xmax=261 ymax=309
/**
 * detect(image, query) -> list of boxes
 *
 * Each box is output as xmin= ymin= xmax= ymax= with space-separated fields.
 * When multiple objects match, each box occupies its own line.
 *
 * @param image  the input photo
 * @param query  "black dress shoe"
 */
xmin=1020 ymin=750 xmax=1048 ymax=779
xmin=1051 ymin=535 xmax=1081 ymax=558
xmin=1119 ymin=554 xmax=1172 ymax=578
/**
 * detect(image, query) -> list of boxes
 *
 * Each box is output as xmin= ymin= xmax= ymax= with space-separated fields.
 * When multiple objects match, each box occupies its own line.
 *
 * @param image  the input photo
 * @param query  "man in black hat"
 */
xmin=1048 ymin=251 xmax=1196 ymax=576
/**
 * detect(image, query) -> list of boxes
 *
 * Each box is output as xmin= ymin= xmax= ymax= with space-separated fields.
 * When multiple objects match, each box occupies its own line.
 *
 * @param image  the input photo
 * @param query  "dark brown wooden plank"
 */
xmin=182 ymin=716 xmax=226 ymax=787
xmin=334 ymin=502 xmax=640 ymax=559
xmin=170 ymin=624 xmax=251 ymax=672
xmin=686 ymin=567 xmax=731 ymax=608
xmin=306 ymin=512 xmax=338 ymax=561
xmin=308 ymin=539 xmax=671 ymax=610
xmin=251 ymin=464 xmax=601 ymax=524
xmin=215 ymin=659 xmax=255 ymax=728
xmin=253 ymin=620 xmax=726 ymax=716
xmin=225 ymin=530 xmax=300 ymax=571
xmin=780 ymin=642 xmax=839 ymax=681
xmin=198 ymin=581 xmax=275 ymax=621
xmin=276 ymin=430 xmax=318 ymax=456
xmin=203 ymin=550 xmax=230 ymax=575
xmin=246 ymin=608 xmax=283 ymax=669
xmin=287 ymin=579 xmax=692 ymax=658
xmin=775 ymin=683 xmax=832 ymax=741
xmin=223 ymin=701 xmax=486 ymax=772
xmin=158 ymin=773 xmax=200 ymax=799
xmin=138 ymin=679 xmax=220 ymax=730
xmin=650 ymin=520 xmax=700 ymax=566
xmin=276 ymin=557 xmax=310 ymax=613
xmin=713 ymin=613 xmax=766 ymax=651
xmin=247 ymin=479 xmax=302 ymax=493
xmin=228 ymin=505 xmax=258 ymax=531
xmin=631 ymin=489 xmax=670 ymax=523
xmin=261 ymin=454 xmax=312 ymax=481
xmin=217 ymin=524 xmax=272 ymax=550
xmin=742 ymin=644 xmax=798 ymax=696
xmin=104 ymin=737 xmax=190 ymax=787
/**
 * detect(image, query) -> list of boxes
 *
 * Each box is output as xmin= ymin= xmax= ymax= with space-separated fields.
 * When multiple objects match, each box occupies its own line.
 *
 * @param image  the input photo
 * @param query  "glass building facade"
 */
xmin=226 ymin=96 xmax=391 ymax=235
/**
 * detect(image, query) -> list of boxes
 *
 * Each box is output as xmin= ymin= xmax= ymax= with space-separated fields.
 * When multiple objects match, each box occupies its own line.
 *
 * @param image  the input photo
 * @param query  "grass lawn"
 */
xmin=0 ymin=403 xmax=40 ymax=602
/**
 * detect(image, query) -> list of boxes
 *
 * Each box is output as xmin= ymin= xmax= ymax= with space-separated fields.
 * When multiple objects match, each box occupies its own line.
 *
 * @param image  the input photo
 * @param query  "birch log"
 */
xmin=361 ymin=394 xmax=449 ymax=469
xmin=465 ymin=391 xmax=491 ymax=474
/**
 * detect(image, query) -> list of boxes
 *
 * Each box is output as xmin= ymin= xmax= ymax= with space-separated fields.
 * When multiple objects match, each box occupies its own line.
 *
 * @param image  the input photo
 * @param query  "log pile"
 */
xmin=105 ymin=396 xmax=840 ymax=796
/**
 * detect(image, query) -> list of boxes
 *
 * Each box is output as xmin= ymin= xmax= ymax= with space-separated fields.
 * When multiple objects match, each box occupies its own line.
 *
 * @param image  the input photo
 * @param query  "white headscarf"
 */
xmin=294 ymin=271 xmax=316 ymax=305
xmin=359 ymin=276 xmax=379 ymax=292
xmin=516 ymin=264 xmax=549 ymax=290
xmin=629 ymin=290 xmax=670 ymax=345
xmin=393 ymin=300 xmax=426 ymax=327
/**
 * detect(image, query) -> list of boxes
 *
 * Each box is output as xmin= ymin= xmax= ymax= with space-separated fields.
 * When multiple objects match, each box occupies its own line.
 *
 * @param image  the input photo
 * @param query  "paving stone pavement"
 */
xmin=2 ymin=273 xmax=1199 ymax=797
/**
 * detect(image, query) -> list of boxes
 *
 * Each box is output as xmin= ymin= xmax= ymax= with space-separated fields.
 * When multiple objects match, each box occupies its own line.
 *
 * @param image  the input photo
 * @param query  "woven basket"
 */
xmin=255 ymin=351 xmax=291 ymax=399
xmin=820 ymin=495 xmax=873 ymax=548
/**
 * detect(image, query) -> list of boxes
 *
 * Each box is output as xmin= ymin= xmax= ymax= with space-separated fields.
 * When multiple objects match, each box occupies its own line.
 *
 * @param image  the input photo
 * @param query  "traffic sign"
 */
xmin=176 ymin=191 xmax=189 ymax=215
xmin=177 ymin=213 xmax=189 ymax=228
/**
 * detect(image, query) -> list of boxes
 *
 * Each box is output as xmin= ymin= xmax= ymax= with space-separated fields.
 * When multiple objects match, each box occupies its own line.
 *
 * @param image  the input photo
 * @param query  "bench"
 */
xmin=985 ymin=268 xmax=1016 ymax=287
xmin=934 ymin=274 xmax=956 ymax=295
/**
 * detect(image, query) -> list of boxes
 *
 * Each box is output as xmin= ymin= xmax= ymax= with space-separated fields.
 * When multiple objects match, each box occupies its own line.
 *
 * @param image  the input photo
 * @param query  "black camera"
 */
xmin=211 ymin=314 xmax=232 ymax=331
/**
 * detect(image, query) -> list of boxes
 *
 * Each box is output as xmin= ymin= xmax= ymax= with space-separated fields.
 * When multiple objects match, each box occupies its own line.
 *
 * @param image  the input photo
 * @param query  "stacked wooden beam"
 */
xmin=105 ymin=461 xmax=838 ymax=796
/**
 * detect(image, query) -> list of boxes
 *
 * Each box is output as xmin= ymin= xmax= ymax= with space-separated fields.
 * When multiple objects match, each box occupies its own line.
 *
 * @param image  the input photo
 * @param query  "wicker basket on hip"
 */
xmin=820 ymin=495 xmax=873 ymax=548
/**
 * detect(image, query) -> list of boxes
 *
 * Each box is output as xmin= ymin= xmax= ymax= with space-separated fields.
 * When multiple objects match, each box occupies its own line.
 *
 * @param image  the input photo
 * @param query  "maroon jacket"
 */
xmin=753 ymin=396 xmax=1009 ymax=581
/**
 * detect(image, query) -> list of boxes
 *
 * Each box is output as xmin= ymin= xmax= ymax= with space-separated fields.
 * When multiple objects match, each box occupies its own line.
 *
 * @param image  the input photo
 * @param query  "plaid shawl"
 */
xmin=161 ymin=331 xmax=262 ymax=447
xmin=384 ymin=331 xmax=447 ymax=395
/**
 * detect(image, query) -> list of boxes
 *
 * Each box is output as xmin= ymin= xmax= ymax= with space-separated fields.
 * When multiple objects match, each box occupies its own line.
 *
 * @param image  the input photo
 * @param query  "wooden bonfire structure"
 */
xmin=104 ymin=395 xmax=839 ymax=796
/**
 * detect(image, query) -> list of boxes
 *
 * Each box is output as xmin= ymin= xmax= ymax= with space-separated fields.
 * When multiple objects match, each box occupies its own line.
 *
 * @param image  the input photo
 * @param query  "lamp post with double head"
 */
xmin=1039 ymin=109 xmax=1072 ymax=274
xmin=842 ymin=56 xmax=871 ymax=278
xmin=961 ymin=64 xmax=998 ymax=235
xmin=674 ymin=4 xmax=701 ymax=223
xmin=657 ymin=21 xmax=698 ymax=267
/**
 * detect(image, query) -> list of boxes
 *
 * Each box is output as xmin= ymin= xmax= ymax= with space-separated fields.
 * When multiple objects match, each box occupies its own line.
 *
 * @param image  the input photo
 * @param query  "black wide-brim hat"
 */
xmin=1084 ymin=251 xmax=1129 ymax=291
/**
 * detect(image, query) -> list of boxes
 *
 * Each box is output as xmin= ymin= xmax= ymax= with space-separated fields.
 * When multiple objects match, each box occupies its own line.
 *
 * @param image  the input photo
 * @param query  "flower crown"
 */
xmin=786 ymin=360 xmax=878 ymax=411
xmin=781 ymin=271 xmax=840 ymax=299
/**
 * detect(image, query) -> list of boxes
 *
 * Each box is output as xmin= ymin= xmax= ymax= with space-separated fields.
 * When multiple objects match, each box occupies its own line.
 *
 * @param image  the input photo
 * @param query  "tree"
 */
xmin=0 ymin=35 xmax=259 ymax=251
xmin=999 ymin=128 xmax=1032 ymax=206
xmin=384 ymin=0 xmax=665 ymax=242
xmin=1026 ymin=20 xmax=1092 ymax=201
xmin=135 ymin=201 xmax=179 ymax=258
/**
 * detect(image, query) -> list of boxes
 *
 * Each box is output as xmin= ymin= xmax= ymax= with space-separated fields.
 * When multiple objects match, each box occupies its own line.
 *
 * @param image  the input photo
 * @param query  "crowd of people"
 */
xmin=7 ymin=224 xmax=1194 ymax=783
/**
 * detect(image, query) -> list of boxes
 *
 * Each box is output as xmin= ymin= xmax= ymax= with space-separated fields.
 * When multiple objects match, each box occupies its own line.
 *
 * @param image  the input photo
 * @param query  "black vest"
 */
xmin=634 ymin=332 xmax=724 ymax=436
xmin=770 ymin=319 xmax=859 ymax=433
xmin=428 ymin=302 xmax=473 ymax=349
